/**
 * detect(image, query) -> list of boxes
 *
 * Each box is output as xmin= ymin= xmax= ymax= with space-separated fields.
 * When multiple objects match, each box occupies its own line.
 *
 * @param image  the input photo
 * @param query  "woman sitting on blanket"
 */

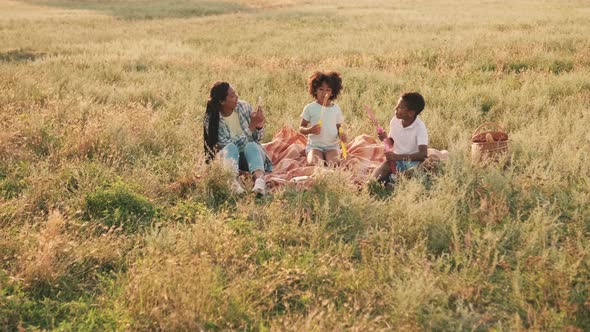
xmin=203 ymin=81 xmax=272 ymax=196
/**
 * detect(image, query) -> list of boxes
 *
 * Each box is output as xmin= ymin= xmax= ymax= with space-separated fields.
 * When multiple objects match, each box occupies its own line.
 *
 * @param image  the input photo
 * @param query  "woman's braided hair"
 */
xmin=204 ymin=81 xmax=230 ymax=161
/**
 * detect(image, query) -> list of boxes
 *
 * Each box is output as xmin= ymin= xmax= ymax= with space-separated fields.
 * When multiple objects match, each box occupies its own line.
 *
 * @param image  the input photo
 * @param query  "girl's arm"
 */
xmin=299 ymin=119 xmax=310 ymax=135
xmin=300 ymin=119 xmax=321 ymax=135
xmin=336 ymin=123 xmax=347 ymax=142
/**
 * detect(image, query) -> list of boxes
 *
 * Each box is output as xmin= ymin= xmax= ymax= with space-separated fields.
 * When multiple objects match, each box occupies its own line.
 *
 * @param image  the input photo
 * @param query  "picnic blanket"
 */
xmin=261 ymin=126 xmax=448 ymax=188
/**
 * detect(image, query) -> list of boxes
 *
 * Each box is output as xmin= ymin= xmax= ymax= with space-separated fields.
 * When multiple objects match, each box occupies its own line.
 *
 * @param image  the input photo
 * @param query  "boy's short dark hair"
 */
xmin=307 ymin=71 xmax=343 ymax=100
xmin=401 ymin=92 xmax=425 ymax=116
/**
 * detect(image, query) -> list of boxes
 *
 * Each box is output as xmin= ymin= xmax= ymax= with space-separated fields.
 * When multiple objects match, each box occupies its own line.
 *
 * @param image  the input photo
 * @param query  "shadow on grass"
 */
xmin=24 ymin=0 xmax=249 ymax=20
xmin=0 ymin=49 xmax=45 ymax=63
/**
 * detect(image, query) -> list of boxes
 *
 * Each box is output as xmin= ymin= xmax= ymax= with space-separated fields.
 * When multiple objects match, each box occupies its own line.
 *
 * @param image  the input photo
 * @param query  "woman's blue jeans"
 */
xmin=220 ymin=142 xmax=265 ymax=174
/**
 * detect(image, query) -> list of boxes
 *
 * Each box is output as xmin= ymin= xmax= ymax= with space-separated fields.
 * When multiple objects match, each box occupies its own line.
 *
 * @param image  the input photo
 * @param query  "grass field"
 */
xmin=1 ymin=0 xmax=590 ymax=330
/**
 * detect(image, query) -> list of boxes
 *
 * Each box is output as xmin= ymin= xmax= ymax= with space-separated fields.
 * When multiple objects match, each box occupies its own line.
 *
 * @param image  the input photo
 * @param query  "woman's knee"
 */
xmin=244 ymin=142 xmax=264 ymax=157
xmin=220 ymin=143 xmax=239 ymax=159
xmin=244 ymin=141 xmax=258 ymax=151
xmin=217 ymin=143 xmax=240 ymax=174
xmin=222 ymin=143 xmax=238 ymax=154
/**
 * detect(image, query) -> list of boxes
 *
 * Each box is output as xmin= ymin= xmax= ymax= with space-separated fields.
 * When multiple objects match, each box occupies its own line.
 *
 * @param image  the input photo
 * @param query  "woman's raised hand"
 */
xmin=250 ymin=106 xmax=265 ymax=129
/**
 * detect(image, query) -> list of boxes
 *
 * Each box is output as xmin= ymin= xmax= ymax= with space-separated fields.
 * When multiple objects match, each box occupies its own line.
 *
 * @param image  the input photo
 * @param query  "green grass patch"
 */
xmin=84 ymin=180 xmax=156 ymax=232
xmin=2 ymin=0 xmax=590 ymax=329
xmin=0 ymin=177 xmax=27 ymax=199
xmin=425 ymin=222 xmax=452 ymax=256
xmin=0 ymin=49 xmax=45 ymax=63
xmin=548 ymin=59 xmax=574 ymax=74
xmin=27 ymin=0 xmax=249 ymax=20
xmin=0 ymin=271 xmax=125 ymax=331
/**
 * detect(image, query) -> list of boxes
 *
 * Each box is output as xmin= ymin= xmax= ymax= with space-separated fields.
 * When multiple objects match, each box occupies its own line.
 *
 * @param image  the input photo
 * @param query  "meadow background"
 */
xmin=1 ymin=0 xmax=590 ymax=330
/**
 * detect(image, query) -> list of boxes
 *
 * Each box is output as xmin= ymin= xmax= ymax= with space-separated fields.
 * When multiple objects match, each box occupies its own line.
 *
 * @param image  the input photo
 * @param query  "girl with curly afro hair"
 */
xmin=298 ymin=71 xmax=347 ymax=166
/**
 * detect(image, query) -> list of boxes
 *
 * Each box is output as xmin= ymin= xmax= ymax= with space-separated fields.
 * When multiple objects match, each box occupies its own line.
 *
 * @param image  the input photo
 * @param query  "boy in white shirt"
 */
xmin=371 ymin=92 xmax=428 ymax=183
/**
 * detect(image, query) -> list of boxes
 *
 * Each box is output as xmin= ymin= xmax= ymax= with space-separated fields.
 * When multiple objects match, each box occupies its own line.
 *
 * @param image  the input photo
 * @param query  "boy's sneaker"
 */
xmin=377 ymin=174 xmax=394 ymax=184
xmin=230 ymin=178 xmax=245 ymax=195
xmin=252 ymin=178 xmax=266 ymax=196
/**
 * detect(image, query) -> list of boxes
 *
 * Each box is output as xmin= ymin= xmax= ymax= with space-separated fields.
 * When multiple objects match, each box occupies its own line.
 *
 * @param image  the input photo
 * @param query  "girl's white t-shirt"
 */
xmin=301 ymin=102 xmax=344 ymax=147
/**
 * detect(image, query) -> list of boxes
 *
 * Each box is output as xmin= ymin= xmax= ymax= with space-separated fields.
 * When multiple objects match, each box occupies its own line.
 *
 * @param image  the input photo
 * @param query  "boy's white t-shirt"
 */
xmin=388 ymin=117 xmax=428 ymax=155
xmin=301 ymin=102 xmax=344 ymax=147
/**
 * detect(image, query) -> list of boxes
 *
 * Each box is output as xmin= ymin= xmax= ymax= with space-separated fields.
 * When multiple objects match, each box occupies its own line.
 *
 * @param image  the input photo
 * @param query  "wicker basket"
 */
xmin=471 ymin=122 xmax=509 ymax=162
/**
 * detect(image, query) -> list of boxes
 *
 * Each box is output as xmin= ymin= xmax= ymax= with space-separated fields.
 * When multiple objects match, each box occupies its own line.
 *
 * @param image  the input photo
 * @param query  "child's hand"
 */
xmin=377 ymin=130 xmax=387 ymax=141
xmin=385 ymin=151 xmax=396 ymax=161
xmin=339 ymin=131 xmax=347 ymax=142
xmin=308 ymin=124 xmax=321 ymax=135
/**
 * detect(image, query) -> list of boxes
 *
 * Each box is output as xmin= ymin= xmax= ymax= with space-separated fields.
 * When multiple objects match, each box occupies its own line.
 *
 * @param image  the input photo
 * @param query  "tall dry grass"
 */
xmin=1 ymin=0 xmax=589 ymax=330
